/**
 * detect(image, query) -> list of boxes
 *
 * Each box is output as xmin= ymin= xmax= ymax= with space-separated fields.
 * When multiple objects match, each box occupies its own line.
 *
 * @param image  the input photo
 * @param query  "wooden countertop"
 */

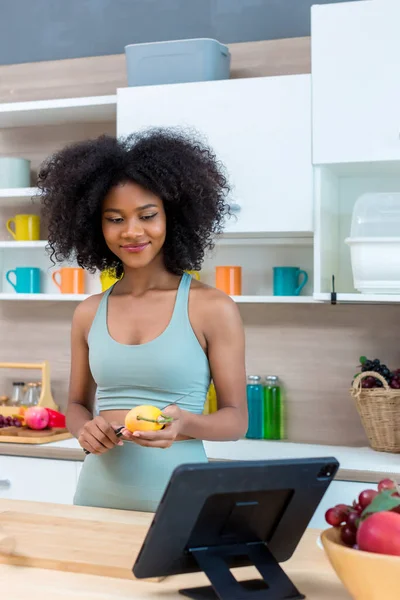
xmin=0 ymin=442 xmax=84 ymax=461
xmin=0 ymin=499 xmax=350 ymax=599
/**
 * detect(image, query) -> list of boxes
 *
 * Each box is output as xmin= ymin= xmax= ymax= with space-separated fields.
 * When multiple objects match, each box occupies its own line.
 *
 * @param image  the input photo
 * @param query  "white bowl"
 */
xmin=345 ymin=237 xmax=400 ymax=294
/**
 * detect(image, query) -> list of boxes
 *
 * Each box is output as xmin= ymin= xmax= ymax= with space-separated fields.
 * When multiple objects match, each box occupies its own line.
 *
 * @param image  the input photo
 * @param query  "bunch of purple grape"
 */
xmin=357 ymin=356 xmax=400 ymax=389
xmin=0 ymin=414 xmax=22 ymax=428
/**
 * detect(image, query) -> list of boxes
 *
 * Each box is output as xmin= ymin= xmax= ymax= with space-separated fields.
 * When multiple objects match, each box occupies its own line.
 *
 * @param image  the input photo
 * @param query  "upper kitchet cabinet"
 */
xmin=311 ymin=1 xmax=400 ymax=165
xmin=117 ymin=75 xmax=313 ymax=235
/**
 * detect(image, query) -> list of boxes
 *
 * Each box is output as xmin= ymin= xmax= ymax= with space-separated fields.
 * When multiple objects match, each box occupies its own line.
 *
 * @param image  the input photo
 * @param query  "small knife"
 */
xmin=82 ymin=390 xmax=197 ymax=456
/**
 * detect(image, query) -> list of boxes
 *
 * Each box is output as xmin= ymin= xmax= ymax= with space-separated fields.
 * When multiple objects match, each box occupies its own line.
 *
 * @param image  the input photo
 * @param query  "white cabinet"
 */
xmin=313 ymin=163 xmax=400 ymax=303
xmin=0 ymin=456 xmax=77 ymax=504
xmin=312 ymin=1 xmax=400 ymax=165
xmin=117 ymin=75 xmax=313 ymax=234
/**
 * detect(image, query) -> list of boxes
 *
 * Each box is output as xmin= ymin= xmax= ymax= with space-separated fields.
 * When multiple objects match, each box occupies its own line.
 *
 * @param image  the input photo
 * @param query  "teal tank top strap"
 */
xmin=88 ymin=284 xmax=114 ymax=342
xmin=170 ymin=272 xmax=193 ymax=325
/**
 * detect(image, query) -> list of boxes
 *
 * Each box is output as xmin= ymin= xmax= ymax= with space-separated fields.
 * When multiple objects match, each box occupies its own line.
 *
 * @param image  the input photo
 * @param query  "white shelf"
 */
xmin=0 ymin=228 xmax=313 ymax=248
xmin=315 ymin=292 xmax=400 ymax=304
xmin=0 ymin=95 xmax=116 ymax=128
xmin=0 ymin=241 xmax=47 ymax=248
xmin=217 ymin=234 xmax=313 ymax=247
xmin=232 ymin=295 xmax=317 ymax=303
xmin=0 ymin=293 xmax=319 ymax=304
xmin=0 ymin=187 xmax=37 ymax=197
xmin=0 ymin=293 xmax=89 ymax=301
xmin=0 ymin=187 xmax=39 ymax=207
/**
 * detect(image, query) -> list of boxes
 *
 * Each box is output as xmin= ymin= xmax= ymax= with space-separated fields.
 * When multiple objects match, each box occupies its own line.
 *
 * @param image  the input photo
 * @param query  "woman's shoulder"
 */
xmin=189 ymin=280 xmax=242 ymax=326
xmin=71 ymin=291 xmax=107 ymax=337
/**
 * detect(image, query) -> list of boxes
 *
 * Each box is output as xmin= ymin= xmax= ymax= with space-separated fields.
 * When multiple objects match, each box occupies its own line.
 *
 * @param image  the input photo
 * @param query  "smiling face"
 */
xmin=102 ymin=181 xmax=167 ymax=271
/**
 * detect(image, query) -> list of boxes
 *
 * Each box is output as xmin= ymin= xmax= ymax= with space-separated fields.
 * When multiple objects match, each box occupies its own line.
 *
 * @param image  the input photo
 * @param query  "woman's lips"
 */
xmin=120 ymin=243 xmax=150 ymax=253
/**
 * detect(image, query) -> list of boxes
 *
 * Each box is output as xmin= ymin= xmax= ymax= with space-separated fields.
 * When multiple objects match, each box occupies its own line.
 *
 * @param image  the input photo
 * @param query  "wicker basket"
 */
xmin=351 ymin=371 xmax=400 ymax=453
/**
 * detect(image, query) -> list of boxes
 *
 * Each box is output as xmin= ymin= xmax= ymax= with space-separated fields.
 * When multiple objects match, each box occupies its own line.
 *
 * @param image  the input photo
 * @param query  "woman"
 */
xmin=39 ymin=128 xmax=248 ymax=512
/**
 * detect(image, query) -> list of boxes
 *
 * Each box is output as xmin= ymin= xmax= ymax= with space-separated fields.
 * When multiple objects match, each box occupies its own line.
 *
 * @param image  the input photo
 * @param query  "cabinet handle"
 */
xmin=0 ymin=479 xmax=10 ymax=489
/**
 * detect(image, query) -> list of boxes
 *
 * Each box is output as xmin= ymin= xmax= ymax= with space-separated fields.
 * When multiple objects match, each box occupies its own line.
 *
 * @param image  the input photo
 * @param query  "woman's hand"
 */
xmin=78 ymin=416 xmax=124 ymax=454
xmin=120 ymin=404 xmax=185 ymax=449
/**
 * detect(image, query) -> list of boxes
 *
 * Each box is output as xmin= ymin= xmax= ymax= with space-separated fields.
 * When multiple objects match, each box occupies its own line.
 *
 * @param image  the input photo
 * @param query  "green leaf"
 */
xmin=360 ymin=356 xmax=367 ymax=364
xmin=361 ymin=490 xmax=400 ymax=519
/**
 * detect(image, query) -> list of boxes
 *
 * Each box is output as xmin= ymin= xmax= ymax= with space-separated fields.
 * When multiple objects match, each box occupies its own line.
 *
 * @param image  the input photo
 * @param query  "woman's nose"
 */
xmin=121 ymin=219 xmax=144 ymax=238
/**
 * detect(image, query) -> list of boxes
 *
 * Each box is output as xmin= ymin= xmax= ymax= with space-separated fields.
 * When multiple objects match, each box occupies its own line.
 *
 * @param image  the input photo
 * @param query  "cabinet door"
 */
xmin=312 ymin=1 xmax=400 ymax=164
xmin=117 ymin=75 xmax=313 ymax=234
xmin=0 ymin=456 xmax=77 ymax=504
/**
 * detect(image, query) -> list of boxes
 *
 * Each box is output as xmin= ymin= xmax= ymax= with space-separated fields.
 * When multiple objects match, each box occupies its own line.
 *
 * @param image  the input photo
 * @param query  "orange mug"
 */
xmin=215 ymin=266 xmax=242 ymax=295
xmin=52 ymin=267 xmax=85 ymax=294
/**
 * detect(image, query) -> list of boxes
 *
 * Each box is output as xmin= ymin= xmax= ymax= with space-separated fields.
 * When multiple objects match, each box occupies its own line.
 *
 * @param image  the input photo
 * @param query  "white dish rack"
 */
xmin=345 ymin=193 xmax=400 ymax=294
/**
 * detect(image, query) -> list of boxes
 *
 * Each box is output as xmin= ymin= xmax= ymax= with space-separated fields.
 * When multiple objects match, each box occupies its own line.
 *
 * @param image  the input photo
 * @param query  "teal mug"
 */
xmin=6 ymin=267 xmax=41 ymax=293
xmin=273 ymin=266 xmax=308 ymax=296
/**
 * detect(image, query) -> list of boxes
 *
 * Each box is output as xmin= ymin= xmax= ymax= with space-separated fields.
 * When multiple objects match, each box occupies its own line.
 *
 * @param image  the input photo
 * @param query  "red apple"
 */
xmin=357 ymin=511 xmax=400 ymax=557
xmin=25 ymin=406 xmax=49 ymax=430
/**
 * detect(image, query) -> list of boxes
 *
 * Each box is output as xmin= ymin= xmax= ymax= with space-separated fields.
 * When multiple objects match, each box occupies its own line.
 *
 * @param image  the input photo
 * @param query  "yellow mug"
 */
xmin=100 ymin=269 xmax=121 ymax=291
xmin=186 ymin=270 xmax=201 ymax=281
xmin=6 ymin=214 xmax=40 ymax=241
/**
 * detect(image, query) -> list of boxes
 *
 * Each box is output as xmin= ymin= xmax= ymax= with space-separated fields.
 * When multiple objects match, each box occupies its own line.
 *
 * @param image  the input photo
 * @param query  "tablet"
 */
xmin=133 ymin=457 xmax=339 ymax=600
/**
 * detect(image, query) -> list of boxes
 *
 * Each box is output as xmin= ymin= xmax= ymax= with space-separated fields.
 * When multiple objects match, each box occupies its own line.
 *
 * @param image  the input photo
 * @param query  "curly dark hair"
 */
xmin=38 ymin=128 xmax=231 ymax=277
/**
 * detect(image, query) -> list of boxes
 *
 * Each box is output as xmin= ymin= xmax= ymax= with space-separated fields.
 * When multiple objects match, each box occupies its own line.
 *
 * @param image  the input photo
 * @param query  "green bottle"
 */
xmin=263 ymin=375 xmax=282 ymax=440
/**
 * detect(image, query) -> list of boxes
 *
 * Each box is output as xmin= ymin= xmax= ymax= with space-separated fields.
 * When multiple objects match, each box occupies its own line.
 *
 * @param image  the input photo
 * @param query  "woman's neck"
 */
xmin=118 ymin=259 xmax=179 ymax=296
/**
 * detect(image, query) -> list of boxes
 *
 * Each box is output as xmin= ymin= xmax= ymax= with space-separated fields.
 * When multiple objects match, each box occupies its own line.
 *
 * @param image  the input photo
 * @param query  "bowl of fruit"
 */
xmin=322 ymin=478 xmax=400 ymax=600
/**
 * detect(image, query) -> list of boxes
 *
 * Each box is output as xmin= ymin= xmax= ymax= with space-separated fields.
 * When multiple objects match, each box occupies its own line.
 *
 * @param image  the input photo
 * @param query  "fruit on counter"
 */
xmin=24 ymin=406 xmax=49 ymax=430
xmin=356 ymin=355 xmax=400 ymax=388
xmin=44 ymin=408 xmax=66 ymax=428
xmin=325 ymin=477 xmax=400 ymax=555
xmin=124 ymin=405 xmax=173 ymax=432
xmin=0 ymin=414 xmax=22 ymax=428
xmin=1 ymin=407 xmax=66 ymax=430
xmin=357 ymin=511 xmax=400 ymax=556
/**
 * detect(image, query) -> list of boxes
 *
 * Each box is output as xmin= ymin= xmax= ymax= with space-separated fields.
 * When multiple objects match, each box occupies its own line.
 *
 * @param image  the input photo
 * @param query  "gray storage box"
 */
xmin=124 ymin=38 xmax=231 ymax=87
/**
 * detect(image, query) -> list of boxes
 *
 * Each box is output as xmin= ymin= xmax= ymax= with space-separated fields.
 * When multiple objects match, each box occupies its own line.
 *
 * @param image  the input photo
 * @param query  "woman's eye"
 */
xmin=106 ymin=217 xmax=123 ymax=224
xmin=141 ymin=213 xmax=157 ymax=221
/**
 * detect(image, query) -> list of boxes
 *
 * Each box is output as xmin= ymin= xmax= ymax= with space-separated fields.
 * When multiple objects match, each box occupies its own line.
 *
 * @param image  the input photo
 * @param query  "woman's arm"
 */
xmin=66 ymin=301 xmax=96 ymax=436
xmin=180 ymin=294 xmax=248 ymax=441
xmin=67 ymin=298 xmax=122 ymax=454
xmin=126 ymin=291 xmax=248 ymax=447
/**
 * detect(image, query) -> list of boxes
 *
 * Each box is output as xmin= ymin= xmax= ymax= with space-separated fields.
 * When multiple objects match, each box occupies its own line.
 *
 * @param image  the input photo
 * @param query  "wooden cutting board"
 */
xmin=0 ymin=510 xmax=162 ymax=581
xmin=0 ymin=428 xmax=72 ymax=444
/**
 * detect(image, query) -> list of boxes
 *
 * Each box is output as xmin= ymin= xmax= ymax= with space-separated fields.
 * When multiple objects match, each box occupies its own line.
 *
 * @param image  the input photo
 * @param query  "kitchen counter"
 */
xmin=0 ymin=499 xmax=350 ymax=599
xmin=0 ymin=436 xmax=399 ymax=483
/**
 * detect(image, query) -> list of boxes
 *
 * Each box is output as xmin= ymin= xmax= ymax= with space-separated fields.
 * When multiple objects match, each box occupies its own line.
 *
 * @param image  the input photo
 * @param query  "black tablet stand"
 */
xmin=179 ymin=542 xmax=305 ymax=600
xmin=133 ymin=458 xmax=339 ymax=598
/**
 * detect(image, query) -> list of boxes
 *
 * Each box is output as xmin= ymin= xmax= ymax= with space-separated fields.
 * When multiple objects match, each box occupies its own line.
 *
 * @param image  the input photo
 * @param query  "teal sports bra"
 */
xmin=88 ymin=272 xmax=211 ymax=414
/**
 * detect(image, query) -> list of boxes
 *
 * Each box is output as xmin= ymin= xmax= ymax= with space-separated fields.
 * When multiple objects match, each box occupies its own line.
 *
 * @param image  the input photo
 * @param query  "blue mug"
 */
xmin=6 ymin=267 xmax=41 ymax=293
xmin=273 ymin=266 xmax=308 ymax=296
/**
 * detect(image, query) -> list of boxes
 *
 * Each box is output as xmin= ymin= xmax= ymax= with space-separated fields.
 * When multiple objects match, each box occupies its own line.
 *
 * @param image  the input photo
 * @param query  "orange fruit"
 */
xmin=124 ymin=405 xmax=172 ymax=432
